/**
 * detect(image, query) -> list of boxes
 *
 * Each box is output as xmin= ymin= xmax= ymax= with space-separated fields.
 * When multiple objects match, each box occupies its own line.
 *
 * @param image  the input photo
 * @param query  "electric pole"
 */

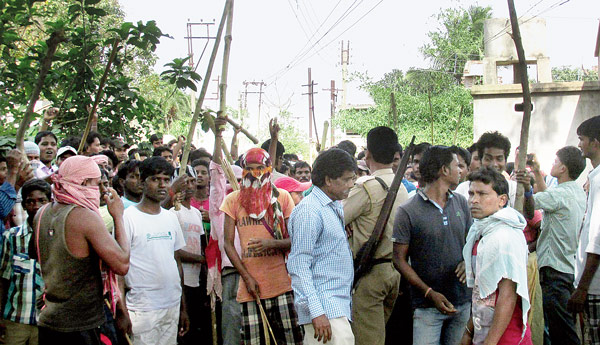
xmin=323 ymin=80 xmax=342 ymax=147
xmin=241 ymin=80 xmax=266 ymax=129
xmin=185 ymin=19 xmax=217 ymax=113
xmin=341 ymin=40 xmax=350 ymax=108
xmin=302 ymin=68 xmax=318 ymax=159
xmin=185 ymin=19 xmax=216 ymax=69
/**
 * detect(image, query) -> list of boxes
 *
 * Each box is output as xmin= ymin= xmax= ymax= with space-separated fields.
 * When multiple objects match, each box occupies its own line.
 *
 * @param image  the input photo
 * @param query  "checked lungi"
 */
xmin=241 ymin=291 xmax=304 ymax=345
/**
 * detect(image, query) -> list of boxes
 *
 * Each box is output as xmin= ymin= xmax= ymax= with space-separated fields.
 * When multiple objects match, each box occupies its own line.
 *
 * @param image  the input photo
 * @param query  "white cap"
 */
xmin=24 ymin=141 xmax=40 ymax=155
xmin=57 ymin=146 xmax=78 ymax=158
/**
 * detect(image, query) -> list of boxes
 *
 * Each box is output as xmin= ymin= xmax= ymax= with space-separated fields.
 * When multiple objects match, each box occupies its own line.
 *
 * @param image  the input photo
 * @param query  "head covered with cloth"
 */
xmin=238 ymin=147 xmax=287 ymax=239
xmin=51 ymin=155 xmax=102 ymax=214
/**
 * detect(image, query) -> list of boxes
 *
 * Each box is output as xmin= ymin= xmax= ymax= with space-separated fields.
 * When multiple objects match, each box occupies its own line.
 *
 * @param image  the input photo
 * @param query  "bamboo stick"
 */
xmin=226 ymin=116 xmax=258 ymax=144
xmin=78 ymin=39 xmax=120 ymax=153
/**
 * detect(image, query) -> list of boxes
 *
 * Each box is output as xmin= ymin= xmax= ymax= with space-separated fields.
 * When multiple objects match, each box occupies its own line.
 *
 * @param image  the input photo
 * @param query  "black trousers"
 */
xmin=540 ymin=266 xmax=581 ymax=345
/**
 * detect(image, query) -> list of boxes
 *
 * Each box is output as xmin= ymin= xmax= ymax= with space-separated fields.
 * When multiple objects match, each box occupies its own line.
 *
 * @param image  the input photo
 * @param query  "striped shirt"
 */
xmin=0 ymin=222 xmax=43 ymax=325
xmin=0 ymin=181 xmax=17 ymax=234
xmin=287 ymin=186 xmax=354 ymax=325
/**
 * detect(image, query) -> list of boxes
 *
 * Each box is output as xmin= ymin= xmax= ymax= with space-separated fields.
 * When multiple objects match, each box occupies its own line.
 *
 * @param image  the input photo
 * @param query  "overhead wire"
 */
xmin=266 ymin=0 xmax=382 ymax=85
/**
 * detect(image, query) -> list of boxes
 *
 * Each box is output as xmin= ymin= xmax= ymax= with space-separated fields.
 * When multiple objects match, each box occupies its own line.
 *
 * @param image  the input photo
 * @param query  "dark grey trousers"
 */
xmin=540 ymin=266 xmax=580 ymax=345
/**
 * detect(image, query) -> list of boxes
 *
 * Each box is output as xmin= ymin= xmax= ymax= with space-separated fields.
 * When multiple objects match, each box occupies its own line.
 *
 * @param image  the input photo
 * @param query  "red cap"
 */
xmin=274 ymin=177 xmax=312 ymax=193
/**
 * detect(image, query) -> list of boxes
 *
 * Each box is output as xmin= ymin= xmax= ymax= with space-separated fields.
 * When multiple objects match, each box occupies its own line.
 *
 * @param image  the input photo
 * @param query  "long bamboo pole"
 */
xmin=179 ymin=0 xmax=230 ymax=169
xmin=78 ymin=39 xmax=120 ymax=153
xmin=508 ymin=0 xmax=533 ymax=213
xmin=16 ymin=30 xmax=66 ymax=151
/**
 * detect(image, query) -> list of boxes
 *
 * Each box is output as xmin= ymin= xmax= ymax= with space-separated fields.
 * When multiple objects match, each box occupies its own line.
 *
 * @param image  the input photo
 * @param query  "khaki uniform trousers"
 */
xmin=351 ymin=262 xmax=401 ymax=345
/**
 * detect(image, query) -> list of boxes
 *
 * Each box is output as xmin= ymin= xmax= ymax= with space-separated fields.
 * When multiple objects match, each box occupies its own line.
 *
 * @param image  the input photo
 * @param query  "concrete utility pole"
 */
xmin=241 ymin=80 xmax=266 ymax=129
xmin=323 ymin=80 xmax=342 ymax=146
xmin=185 ymin=20 xmax=216 ymax=69
xmin=303 ymin=68 xmax=318 ymax=160
xmin=340 ymin=40 xmax=350 ymax=108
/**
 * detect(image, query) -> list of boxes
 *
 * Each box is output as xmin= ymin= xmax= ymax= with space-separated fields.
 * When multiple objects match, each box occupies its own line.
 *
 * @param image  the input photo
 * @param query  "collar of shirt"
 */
xmin=370 ymin=168 xmax=394 ymax=177
xmin=417 ymin=189 xmax=455 ymax=214
xmin=311 ymin=186 xmax=344 ymax=220
xmin=589 ymin=164 xmax=600 ymax=180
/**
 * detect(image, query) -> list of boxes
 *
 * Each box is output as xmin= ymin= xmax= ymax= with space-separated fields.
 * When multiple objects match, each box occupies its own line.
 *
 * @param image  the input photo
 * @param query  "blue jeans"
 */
xmin=413 ymin=302 xmax=471 ymax=345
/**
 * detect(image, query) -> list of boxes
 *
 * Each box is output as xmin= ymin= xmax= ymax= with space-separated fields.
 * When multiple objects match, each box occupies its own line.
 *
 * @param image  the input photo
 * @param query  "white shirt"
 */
xmin=124 ymin=206 xmax=186 ymax=311
xmin=170 ymin=205 xmax=205 ymax=287
xmin=576 ymin=165 xmax=600 ymax=293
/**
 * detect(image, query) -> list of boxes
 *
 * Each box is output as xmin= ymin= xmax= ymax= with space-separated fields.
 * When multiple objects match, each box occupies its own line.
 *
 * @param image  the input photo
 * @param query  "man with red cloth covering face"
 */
xmin=221 ymin=148 xmax=303 ymax=345
xmin=34 ymin=155 xmax=130 ymax=344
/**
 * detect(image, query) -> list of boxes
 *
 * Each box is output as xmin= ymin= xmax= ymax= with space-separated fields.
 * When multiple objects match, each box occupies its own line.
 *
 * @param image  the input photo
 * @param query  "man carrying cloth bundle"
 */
xmin=221 ymin=148 xmax=303 ymax=345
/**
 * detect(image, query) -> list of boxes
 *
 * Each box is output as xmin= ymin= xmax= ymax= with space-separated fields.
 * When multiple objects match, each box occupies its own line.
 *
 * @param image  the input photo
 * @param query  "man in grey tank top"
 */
xmin=35 ymin=155 xmax=130 ymax=344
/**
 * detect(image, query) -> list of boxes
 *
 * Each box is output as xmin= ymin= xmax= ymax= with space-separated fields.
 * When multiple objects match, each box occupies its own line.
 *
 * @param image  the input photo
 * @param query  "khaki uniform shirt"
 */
xmin=343 ymin=168 xmax=408 ymax=260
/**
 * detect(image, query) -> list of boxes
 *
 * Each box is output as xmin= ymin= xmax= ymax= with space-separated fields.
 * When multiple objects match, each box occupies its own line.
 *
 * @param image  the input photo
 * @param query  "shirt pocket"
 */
xmin=12 ymin=254 xmax=33 ymax=275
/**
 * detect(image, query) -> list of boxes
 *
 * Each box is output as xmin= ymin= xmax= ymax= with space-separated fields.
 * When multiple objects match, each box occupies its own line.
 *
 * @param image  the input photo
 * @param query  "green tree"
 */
xmin=421 ymin=5 xmax=492 ymax=83
xmin=336 ymin=69 xmax=473 ymax=148
xmin=277 ymin=110 xmax=310 ymax=160
xmin=552 ymin=66 xmax=599 ymax=82
xmin=0 ymin=0 xmax=192 ymax=145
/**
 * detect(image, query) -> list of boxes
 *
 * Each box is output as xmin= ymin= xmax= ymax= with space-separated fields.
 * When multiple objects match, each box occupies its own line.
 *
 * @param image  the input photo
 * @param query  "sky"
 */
xmin=119 ymin=0 xmax=600 ymax=150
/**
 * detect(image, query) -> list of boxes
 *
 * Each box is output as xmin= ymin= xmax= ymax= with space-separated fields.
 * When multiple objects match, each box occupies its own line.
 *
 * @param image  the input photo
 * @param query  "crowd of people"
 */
xmin=1 ymin=113 xmax=600 ymax=345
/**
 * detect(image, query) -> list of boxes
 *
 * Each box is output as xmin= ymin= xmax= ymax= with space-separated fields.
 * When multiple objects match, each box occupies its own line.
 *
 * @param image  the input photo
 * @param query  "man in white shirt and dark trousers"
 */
xmin=121 ymin=157 xmax=190 ymax=345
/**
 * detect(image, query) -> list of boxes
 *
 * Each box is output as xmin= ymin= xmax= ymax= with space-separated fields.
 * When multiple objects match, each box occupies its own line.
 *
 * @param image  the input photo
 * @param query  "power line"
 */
xmin=267 ymin=0 xmax=383 ymax=85
xmin=267 ymin=0 xmax=367 ymax=82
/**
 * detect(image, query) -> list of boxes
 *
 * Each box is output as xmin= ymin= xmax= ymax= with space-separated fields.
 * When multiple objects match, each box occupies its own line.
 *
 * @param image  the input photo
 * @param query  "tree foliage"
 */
xmin=336 ymin=70 xmax=473 ymax=148
xmin=421 ymin=5 xmax=492 ymax=82
xmin=552 ymin=66 xmax=599 ymax=82
xmin=336 ymin=5 xmax=490 ymax=148
xmin=0 ymin=0 xmax=198 ymax=145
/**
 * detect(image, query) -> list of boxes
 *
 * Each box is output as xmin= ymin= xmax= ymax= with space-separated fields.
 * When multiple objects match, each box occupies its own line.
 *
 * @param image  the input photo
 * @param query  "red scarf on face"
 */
xmin=52 ymin=155 xmax=101 ymax=215
xmin=239 ymin=148 xmax=272 ymax=219
xmin=238 ymin=148 xmax=287 ymax=239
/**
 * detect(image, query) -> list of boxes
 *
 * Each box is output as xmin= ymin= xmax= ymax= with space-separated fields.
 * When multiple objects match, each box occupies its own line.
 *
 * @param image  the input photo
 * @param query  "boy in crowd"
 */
xmin=516 ymin=146 xmax=586 ymax=345
xmin=117 ymin=160 xmax=142 ymax=209
xmin=0 ymin=179 xmax=51 ymax=344
xmin=121 ymin=157 xmax=189 ymax=344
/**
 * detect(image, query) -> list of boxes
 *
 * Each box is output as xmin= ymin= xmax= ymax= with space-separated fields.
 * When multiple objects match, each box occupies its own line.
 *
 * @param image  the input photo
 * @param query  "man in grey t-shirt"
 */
xmin=392 ymin=146 xmax=472 ymax=345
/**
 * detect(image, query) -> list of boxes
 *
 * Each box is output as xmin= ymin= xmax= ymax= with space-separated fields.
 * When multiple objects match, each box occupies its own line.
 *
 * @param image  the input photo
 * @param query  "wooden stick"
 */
xmin=16 ymin=30 xmax=66 ymax=151
xmin=78 ymin=39 xmax=120 ymax=153
xmin=255 ymin=296 xmax=278 ymax=345
xmin=427 ymin=90 xmax=434 ymax=144
xmin=390 ymin=92 xmax=398 ymax=131
xmin=452 ymin=105 xmax=464 ymax=145
xmin=508 ymin=0 xmax=533 ymax=213
xmin=179 ymin=0 xmax=230 ymax=169
xmin=320 ymin=121 xmax=329 ymax=152
xmin=226 ymin=116 xmax=258 ymax=144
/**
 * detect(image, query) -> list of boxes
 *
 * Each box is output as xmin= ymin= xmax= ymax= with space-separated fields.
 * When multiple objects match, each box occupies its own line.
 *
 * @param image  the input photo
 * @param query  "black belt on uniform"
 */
xmin=371 ymin=258 xmax=392 ymax=266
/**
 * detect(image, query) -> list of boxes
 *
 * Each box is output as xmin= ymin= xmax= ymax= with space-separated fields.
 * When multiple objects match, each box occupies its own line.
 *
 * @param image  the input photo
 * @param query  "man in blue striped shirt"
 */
xmin=288 ymin=148 xmax=357 ymax=345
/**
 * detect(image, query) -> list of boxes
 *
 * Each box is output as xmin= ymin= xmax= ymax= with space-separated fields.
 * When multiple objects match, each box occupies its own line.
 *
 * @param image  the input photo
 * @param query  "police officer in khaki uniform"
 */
xmin=343 ymin=126 xmax=408 ymax=345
